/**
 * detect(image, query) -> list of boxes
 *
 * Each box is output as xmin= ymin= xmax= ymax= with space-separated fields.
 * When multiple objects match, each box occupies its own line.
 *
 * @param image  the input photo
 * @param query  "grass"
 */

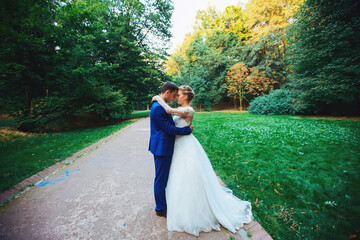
xmin=192 ymin=112 xmax=360 ymax=240
xmin=125 ymin=110 xmax=150 ymax=119
xmin=0 ymin=110 xmax=150 ymax=193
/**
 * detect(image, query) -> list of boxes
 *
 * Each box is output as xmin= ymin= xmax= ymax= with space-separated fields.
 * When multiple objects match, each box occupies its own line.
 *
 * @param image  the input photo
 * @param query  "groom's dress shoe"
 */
xmin=156 ymin=209 xmax=167 ymax=218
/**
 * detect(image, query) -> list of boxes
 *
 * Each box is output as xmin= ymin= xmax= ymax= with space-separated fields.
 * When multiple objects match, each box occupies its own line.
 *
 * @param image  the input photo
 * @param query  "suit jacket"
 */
xmin=149 ymin=101 xmax=191 ymax=156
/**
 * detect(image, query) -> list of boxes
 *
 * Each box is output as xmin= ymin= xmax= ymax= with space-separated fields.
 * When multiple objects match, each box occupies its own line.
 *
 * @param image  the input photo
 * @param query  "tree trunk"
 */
xmin=239 ymin=89 xmax=243 ymax=111
xmin=25 ymin=79 xmax=32 ymax=114
xmin=176 ymin=66 xmax=181 ymax=78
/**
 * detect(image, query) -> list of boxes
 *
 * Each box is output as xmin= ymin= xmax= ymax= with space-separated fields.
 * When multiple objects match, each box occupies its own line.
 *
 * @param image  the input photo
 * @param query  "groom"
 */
xmin=149 ymin=82 xmax=193 ymax=217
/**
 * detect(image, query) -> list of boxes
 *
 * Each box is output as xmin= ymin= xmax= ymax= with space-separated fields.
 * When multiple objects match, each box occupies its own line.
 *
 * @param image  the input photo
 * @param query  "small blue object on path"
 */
xmin=39 ymin=169 xmax=80 ymax=187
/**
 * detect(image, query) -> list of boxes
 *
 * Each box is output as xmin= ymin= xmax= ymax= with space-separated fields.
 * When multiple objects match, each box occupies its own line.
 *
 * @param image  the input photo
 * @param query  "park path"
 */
xmin=0 ymin=117 xmax=271 ymax=240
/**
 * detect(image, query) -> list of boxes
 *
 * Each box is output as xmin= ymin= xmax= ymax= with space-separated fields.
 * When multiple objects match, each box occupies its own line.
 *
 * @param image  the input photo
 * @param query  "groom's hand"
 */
xmin=189 ymin=125 xmax=194 ymax=132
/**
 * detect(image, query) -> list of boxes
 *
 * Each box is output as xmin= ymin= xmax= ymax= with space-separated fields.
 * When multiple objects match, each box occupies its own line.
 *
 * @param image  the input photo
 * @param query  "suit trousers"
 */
xmin=153 ymin=155 xmax=172 ymax=212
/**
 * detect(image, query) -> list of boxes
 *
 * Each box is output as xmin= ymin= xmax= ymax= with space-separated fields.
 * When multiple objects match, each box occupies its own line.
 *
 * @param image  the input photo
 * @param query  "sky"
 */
xmin=168 ymin=0 xmax=248 ymax=54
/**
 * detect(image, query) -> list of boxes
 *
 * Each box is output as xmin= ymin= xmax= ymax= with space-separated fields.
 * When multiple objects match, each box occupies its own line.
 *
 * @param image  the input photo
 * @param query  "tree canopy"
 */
xmin=165 ymin=0 xmax=359 ymax=115
xmin=0 ymin=0 xmax=174 ymax=130
xmin=165 ymin=0 xmax=303 ymax=110
xmin=1 ymin=0 xmax=359 ymax=132
xmin=287 ymin=0 xmax=360 ymax=114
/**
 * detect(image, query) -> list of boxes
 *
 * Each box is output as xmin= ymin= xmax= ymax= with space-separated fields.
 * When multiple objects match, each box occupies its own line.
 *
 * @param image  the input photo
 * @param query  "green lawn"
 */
xmin=125 ymin=110 xmax=150 ymax=119
xmin=0 ymin=110 xmax=151 ymax=193
xmin=192 ymin=112 xmax=360 ymax=240
xmin=1 ymin=110 xmax=358 ymax=239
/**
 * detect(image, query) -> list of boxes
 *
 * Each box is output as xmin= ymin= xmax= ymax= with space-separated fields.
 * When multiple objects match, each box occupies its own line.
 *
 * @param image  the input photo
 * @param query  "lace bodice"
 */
xmin=174 ymin=108 xmax=194 ymax=127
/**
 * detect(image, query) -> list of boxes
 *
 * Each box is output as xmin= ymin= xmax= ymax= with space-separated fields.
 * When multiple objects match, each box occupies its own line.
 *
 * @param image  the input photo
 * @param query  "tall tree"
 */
xmin=165 ymin=1 xmax=304 ymax=110
xmin=287 ymin=0 xmax=360 ymax=114
xmin=245 ymin=0 xmax=303 ymax=42
xmin=242 ymin=0 xmax=303 ymax=89
xmin=225 ymin=63 xmax=250 ymax=110
xmin=225 ymin=63 xmax=278 ymax=110
xmin=0 ymin=0 xmax=60 ymax=128
xmin=0 ymin=0 xmax=174 ymax=131
xmin=166 ymin=4 xmax=248 ymax=109
xmin=242 ymin=31 xmax=288 ymax=86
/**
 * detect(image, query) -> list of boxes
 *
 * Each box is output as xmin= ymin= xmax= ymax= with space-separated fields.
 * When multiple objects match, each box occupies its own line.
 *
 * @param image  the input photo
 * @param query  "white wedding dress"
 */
xmin=154 ymin=97 xmax=252 ymax=236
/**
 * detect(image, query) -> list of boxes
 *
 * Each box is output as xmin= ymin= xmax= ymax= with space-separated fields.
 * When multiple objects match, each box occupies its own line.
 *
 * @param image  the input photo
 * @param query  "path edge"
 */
xmin=0 ymin=118 xmax=146 ymax=208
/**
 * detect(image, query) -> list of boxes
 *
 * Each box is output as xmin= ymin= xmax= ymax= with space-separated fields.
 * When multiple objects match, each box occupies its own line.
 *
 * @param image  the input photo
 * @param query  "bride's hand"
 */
xmin=189 ymin=125 xmax=194 ymax=132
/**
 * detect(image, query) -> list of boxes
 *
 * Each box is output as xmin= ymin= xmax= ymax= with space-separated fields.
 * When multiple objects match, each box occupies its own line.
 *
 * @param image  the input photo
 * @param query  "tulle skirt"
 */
xmin=165 ymin=134 xmax=252 ymax=236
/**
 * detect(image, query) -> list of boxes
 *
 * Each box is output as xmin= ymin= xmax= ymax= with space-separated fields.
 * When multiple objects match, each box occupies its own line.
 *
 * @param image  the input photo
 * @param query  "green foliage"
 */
xmin=169 ymin=0 xmax=360 ymax=116
xmin=166 ymin=5 xmax=248 ymax=110
xmin=287 ymin=0 xmax=360 ymax=115
xmin=0 ymin=0 xmax=173 ymax=131
xmin=0 ymin=120 xmax=135 ymax=192
xmin=166 ymin=1 xmax=303 ymax=110
xmin=124 ymin=110 xmax=150 ymax=119
xmin=172 ymin=29 xmax=244 ymax=110
xmin=245 ymin=0 xmax=303 ymax=41
xmin=242 ymin=31 xmax=287 ymax=85
xmin=0 ymin=0 xmax=58 ymax=113
xmin=248 ymin=89 xmax=295 ymax=115
xmin=193 ymin=112 xmax=360 ymax=239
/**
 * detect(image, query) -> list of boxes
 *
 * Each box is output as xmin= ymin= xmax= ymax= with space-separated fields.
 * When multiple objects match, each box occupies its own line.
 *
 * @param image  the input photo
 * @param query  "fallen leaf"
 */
xmin=313 ymin=210 xmax=318 ymax=213
xmin=301 ymin=212 xmax=306 ymax=214
xmin=290 ymin=222 xmax=296 ymax=230
xmin=349 ymin=234 xmax=357 ymax=239
xmin=338 ymin=215 xmax=346 ymax=220
xmin=274 ymin=188 xmax=283 ymax=195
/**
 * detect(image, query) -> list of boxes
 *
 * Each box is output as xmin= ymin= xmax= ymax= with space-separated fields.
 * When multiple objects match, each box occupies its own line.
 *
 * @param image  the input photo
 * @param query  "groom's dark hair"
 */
xmin=161 ymin=82 xmax=178 ymax=93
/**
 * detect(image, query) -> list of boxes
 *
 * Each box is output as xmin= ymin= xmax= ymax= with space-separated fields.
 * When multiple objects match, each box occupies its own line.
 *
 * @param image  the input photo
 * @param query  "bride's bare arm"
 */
xmin=152 ymin=95 xmax=190 ymax=117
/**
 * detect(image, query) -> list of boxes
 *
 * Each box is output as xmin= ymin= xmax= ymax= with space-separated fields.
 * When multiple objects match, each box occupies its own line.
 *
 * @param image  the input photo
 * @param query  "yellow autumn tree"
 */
xmin=226 ymin=63 xmax=279 ymax=110
xmin=246 ymin=68 xmax=278 ymax=96
xmin=245 ymin=0 xmax=304 ymax=42
xmin=165 ymin=32 xmax=196 ymax=77
xmin=225 ymin=63 xmax=250 ymax=110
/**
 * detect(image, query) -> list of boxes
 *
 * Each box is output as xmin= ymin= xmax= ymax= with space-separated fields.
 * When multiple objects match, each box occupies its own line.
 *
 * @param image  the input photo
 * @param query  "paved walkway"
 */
xmin=0 ymin=118 xmax=272 ymax=240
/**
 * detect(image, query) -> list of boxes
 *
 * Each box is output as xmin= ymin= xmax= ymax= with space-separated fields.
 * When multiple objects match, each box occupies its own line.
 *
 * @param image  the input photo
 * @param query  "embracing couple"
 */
xmin=149 ymin=82 xmax=252 ymax=236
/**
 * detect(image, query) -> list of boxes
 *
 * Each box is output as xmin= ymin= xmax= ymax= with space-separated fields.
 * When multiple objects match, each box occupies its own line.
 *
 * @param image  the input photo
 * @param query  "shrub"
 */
xmin=248 ymin=89 xmax=295 ymax=115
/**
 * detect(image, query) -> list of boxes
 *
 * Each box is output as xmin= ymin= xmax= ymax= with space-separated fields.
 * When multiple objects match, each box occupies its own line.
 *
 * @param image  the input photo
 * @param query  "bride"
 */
xmin=152 ymin=85 xmax=252 ymax=236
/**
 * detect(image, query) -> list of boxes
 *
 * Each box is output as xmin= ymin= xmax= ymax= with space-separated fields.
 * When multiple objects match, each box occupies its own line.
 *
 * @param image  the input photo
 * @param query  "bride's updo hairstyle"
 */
xmin=179 ymin=85 xmax=195 ymax=103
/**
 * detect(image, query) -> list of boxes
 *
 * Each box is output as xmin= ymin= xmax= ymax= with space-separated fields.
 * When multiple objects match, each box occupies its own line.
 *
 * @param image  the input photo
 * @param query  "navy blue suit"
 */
xmin=149 ymin=101 xmax=191 ymax=212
